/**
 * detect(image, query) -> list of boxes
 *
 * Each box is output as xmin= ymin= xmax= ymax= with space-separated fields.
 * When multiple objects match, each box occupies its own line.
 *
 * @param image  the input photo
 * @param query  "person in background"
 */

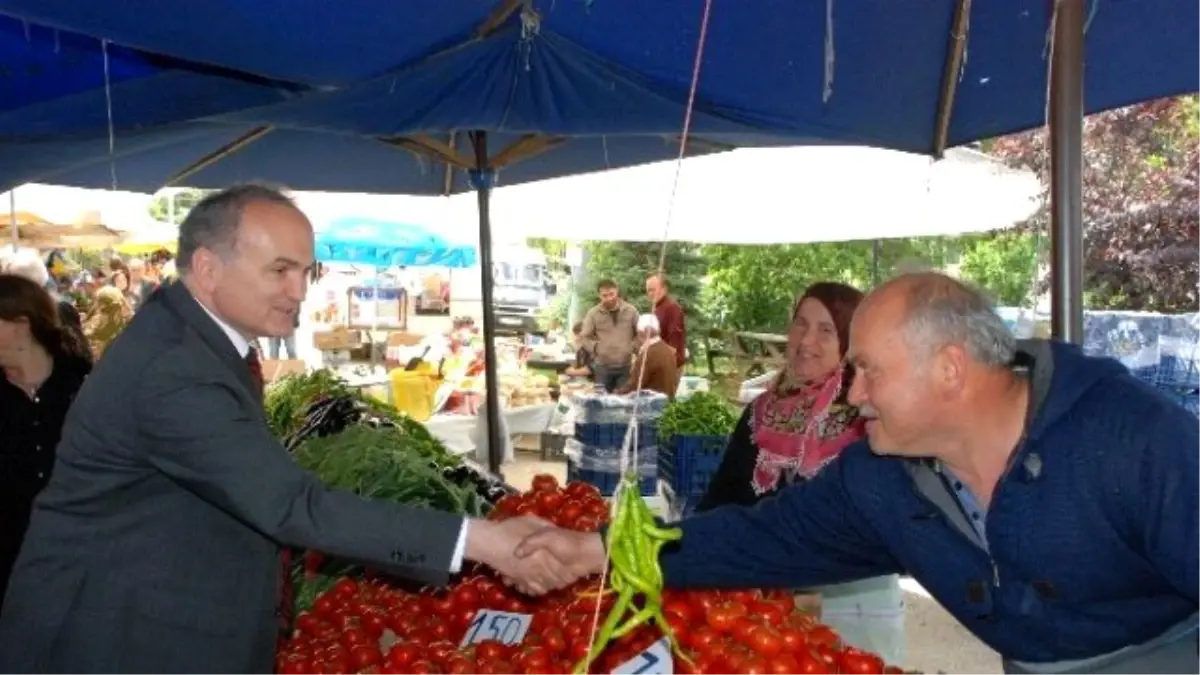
xmin=562 ymin=322 xmax=594 ymax=380
xmin=579 ymin=279 xmax=639 ymax=392
xmin=0 ymin=248 xmax=89 ymax=366
xmin=82 ymin=286 xmax=134 ymax=362
xmin=615 ymin=314 xmax=680 ymax=399
xmin=646 ymin=273 xmax=687 ymax=373
xmin=125 ymin=258 xmax=156 ymax=310
xmin=695 ymin=281 xmax=904 ymax=663
xmin=520 ymin=273 xmax=1200 ymax=674
xmin=0 ymin=274 xmax=92 ymax=613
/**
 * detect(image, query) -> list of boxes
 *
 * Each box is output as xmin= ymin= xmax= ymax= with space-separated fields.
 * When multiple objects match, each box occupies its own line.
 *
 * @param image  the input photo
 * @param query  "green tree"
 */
xmin=990 ymin=95 xmax=1198 ymax=312
xmin=956 ymin=231 xmax=1039 ymax=306
xmin=702 ymin=238 xmax=959 ymax=333
xmin=147 ymin=188 xmax=212 ymax=223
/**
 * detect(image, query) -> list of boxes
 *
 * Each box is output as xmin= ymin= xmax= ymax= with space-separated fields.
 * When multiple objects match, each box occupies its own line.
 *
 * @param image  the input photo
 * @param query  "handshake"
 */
xmin=464 ymin=516 xmax=609 ymax=595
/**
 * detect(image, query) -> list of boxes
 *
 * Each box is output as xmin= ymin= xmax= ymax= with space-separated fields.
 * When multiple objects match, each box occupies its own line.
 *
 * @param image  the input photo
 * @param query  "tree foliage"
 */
xmin=990 ymin=95 xmax=1199 ymax=313
xmin=701 ymin=238 xmax=962 ymax=333
xmin=957 ymin=231 xmax=1039 ymax=306
xmin=147 ymin=188 xmax=212 ymax=223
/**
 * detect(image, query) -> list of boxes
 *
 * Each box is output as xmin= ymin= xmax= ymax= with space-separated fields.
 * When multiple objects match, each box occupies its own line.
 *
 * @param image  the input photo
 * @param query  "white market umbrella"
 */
xmin=482 ymin=145 xmax=1040 ymax=244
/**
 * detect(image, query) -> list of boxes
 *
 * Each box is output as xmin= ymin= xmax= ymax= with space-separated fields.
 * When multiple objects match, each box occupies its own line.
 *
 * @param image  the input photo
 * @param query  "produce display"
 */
xmin=276 ymin=476 xmax=906 ymax=675
xmin=657 ymin=391 xmax=740 ymax=442
xmin=266 ymin=369 xmax=518 ymax=613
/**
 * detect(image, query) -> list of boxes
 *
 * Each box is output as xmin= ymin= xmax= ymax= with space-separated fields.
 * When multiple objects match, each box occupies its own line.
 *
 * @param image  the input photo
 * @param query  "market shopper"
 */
xmin=645 ymin=273 xmax=686 ymax=370
xmin=695 ymin=281 xmax=905 ymax=664
xmin=0 ymin=185 xmax=567 ymax=673
xmin=614 ymin=314 xmax=680 ymax=399
xmin=0 ymin=275 xmax=92 ymax=616
xmin=519 ymin=272 xmax=1200 ymax=674
xmin=579 ymin=279 xmax=639 ymax=391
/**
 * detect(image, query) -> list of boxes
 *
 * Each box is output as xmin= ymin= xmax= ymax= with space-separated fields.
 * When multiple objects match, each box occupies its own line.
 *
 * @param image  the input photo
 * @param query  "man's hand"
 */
xmin=514 ymin=527 xmax=607 ymax=582
xmin=464 ymin=516 xmax=574 ymax=596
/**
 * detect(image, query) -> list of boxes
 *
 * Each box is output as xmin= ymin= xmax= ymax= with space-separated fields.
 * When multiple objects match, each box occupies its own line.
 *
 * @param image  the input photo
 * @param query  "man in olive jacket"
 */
xmin=579 ymin=279 xmax=639 ymax=391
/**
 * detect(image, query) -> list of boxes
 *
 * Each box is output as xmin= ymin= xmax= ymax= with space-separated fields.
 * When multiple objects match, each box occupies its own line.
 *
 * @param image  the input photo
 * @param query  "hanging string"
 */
xmin=102 ymin=39 xmax=119 ymax=191
xmin=584 ymin=0 xmax=716 ymax=656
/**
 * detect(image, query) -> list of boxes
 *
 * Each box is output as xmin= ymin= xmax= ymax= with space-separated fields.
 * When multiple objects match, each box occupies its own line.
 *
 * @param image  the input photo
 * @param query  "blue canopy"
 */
xmin=0 ymin=0 xmax=1195 ymax=193
xmin=315 ymin=217 xmax=477 ymax=269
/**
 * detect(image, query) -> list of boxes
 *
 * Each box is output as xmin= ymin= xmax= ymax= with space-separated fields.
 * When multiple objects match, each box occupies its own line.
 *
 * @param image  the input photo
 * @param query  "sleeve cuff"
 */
xmin=448 ymin=519 xmax=469 ymax=573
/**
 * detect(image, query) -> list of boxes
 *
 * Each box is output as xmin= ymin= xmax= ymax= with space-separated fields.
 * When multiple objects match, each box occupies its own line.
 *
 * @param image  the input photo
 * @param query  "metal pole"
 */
xmin=8 ymin=190 xmax=16 ymax=250
xmin=471 ymin=131 xmax=506 ymax=476
xmin=1048 ymin=0 xmax=1085 ymax=343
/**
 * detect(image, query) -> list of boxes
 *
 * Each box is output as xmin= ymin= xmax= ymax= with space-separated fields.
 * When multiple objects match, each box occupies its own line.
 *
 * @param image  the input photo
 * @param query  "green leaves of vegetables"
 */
xmin=657 ymin=391 xmax=738 ymax=441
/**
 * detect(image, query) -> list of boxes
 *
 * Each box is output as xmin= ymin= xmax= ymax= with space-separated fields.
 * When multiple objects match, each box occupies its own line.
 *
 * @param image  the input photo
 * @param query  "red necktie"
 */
xmin=247 ymin=347 xmax=294 ymax=637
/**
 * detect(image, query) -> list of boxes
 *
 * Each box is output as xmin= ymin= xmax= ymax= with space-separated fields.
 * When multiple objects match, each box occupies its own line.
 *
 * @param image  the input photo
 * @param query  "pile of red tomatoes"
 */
xmin=275 ymin=477 xmax=905 ymax=674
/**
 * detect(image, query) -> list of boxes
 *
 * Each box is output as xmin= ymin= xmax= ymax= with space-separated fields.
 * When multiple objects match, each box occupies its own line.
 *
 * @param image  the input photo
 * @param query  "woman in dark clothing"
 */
xmin=696 ymin=282 xmax=866 ymax=510
xmin=694 ymin=281 xmax=905 ymax=663
xmin=0 ymin=274 xmax=92 ymax=611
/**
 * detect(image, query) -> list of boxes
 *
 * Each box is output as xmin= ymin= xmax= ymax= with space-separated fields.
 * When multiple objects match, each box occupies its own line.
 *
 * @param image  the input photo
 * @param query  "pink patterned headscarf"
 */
xmin=751 ymin=366 xmax=864 ymax=494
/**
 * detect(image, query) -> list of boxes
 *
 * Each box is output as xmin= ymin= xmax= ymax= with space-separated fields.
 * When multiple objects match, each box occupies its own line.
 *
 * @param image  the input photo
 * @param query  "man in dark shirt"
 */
xmin=646 ymin=274 xmax=686 ymax=371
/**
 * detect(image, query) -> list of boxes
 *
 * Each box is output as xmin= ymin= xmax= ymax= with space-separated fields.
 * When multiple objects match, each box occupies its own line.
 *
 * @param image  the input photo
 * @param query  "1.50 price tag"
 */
xmin=612 ymin=638 xmax=673 ymax=675
xmin=460 ymin=610 xmax=533 ymax=648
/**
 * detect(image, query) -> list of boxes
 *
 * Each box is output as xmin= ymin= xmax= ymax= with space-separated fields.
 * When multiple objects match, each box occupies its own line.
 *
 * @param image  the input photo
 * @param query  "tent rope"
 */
xmin=582 ymin=0 xmax=716 ymax=659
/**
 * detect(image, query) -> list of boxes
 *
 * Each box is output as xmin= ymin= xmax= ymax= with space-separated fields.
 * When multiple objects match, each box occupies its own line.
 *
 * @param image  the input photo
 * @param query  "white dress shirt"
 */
xmin=195 ymin=295 xmax=469 ymax=571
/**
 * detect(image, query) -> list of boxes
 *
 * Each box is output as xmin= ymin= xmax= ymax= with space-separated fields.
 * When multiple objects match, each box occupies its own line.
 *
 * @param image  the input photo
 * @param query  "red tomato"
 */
xmin=339 ymin=628 xmax=370 ymax=649
xmin=747 ymin=626 xmax=784 ymax=657
xmin=446 ymin=656 xmax=477 ymax=674
xmin=407 ymin=660 xmax=437 ymax=674
xmin=753 ymin=603 xmax=786 ymax=627
xmin=541 ymin=627 xmax=568 ymax=655
xmin=779 ymin=626 xmax=807 ymax=652
xmin=350 ymin=645 xmax=382 ymax=670
xmin=313 ymin=594 xmax=338 ymax=618
xmin=385 ymin=642 xmax=419 ymax=669
xmin=768 ymin=653 xmax=800 ymax=675
xmin=742 ymin=655 xmax=771 ymax=675
xmin=731 ymin=617 xmax=760 ymax=644
xmin=687 ymin=626 xmax=721 ymax=651
xmin=795 ymin=649 xmax=832 ymax=674
xmin=451 ymin=584 xmax=481 ymax=609
xmin=279 ymin=657 xmax=312 ymax=674
xmin=807 ymin=625 xmax=840 ymax=648
xmin=295 ymin=612 xmax=323 ymax=637
xmin=840 ymin=649 xmax=886 ymax=674
xmin=572 ymin=515 xmax=602 ymax=532
xmin=332 ymin=578 xmax=357 ymax=598
xmin=475 ymin=639 xmax=510 ymax=662
xmin=535 ymin=489 xmax=565 ymax=513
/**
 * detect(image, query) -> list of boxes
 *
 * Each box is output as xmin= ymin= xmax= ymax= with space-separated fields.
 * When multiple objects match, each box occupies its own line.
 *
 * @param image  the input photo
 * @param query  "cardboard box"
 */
xmin=260 ymin=359 xmax=306 ymax=384
xmin=387 ymin=332 xmax=424 ymax=347
xmin=313 ymin=327 xmax=359 ymax=351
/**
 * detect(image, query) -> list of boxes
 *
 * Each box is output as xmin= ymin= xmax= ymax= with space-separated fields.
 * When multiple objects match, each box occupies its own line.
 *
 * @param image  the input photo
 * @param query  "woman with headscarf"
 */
xmin=695 ymin=281 xmax=904 ymax=664
xmin=0 ymin=274 xmax=92 ymax=610
xmin=83 ymin=286 xmax=134 ymax=361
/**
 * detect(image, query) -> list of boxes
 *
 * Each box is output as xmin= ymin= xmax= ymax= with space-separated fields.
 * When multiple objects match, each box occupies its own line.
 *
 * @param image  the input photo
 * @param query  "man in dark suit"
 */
xmin=0 ymin=185 xmax=568 ymax=673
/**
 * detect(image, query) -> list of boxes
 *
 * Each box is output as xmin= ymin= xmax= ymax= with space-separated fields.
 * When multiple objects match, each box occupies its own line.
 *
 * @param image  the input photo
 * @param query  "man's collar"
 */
xmin=196 ymin=299 xmax=252 ymax=357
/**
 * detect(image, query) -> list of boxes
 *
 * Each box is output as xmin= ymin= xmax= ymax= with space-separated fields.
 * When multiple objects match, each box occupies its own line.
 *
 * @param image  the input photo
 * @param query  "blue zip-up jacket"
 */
xmin=662 ymin=340 xmax=1198 ymax=666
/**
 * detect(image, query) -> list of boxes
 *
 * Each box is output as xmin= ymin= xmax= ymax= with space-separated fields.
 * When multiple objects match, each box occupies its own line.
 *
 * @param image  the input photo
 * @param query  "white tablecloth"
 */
xmin=425 ymin=404 xmax=556 ymax=462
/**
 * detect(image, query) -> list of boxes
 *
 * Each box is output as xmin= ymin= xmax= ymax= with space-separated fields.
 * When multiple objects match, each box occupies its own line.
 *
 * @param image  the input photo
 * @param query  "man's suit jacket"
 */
xmin=0 ymin=282 xmax=463 ymax=673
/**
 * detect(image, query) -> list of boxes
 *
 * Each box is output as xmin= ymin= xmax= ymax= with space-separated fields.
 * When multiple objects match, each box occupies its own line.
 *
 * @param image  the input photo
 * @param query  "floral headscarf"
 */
xmin=750 ymin=282 xmax=865 ymax=494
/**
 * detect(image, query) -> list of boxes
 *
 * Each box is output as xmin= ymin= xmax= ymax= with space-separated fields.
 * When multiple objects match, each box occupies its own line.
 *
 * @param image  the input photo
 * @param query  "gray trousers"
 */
xmin=593 ymin=363 xmax=630 ymax=392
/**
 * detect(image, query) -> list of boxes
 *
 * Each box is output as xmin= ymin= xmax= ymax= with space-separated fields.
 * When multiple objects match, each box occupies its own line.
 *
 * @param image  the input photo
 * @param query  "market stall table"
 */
xmin=424 ymin=403 xmax=557 ymax=460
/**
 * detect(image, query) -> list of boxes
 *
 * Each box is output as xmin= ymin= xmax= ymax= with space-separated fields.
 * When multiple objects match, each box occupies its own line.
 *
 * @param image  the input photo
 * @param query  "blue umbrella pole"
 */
xmin=470 ymin=131 xmax=506 ymax=476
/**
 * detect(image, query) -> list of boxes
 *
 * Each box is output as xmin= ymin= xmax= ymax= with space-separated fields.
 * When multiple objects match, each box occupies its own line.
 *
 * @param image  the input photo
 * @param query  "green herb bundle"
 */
xmin=657 ymin=391 xmax=739 ymax=442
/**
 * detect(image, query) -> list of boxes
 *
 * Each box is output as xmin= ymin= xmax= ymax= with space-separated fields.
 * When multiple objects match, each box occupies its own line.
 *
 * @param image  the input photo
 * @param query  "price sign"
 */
xmin=612 ymin=638 xmax=673 ymax=675
xmin=459 ymin=610 xmax=533 ymax=648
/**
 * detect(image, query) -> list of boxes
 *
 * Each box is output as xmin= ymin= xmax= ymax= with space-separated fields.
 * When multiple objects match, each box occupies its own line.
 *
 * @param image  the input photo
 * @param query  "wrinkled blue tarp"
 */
xmin=0 ymin=0 xmax=1195 ymax=193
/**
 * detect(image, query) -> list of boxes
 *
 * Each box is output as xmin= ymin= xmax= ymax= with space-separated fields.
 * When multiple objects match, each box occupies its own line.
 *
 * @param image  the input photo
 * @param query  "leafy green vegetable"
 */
xmin=657 ymin=391 xmax=739 ymax=441
xmin=292 ymin=426 xmax=479 ymax=514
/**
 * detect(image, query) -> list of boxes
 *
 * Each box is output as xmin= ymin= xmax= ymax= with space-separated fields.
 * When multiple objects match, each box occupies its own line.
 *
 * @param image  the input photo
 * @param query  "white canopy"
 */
xmin=483 ymin=146 xmax=1041 ymax=244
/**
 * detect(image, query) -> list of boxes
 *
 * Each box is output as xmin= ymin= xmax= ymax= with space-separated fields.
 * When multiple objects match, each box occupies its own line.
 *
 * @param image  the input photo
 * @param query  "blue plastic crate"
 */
xmin=658 ymin=434 xmax=728 ymax=497
xmin=567 ymin=460 xmax=657 ymax=497
xmin=574 ymin=421 xmax=658 ymax=449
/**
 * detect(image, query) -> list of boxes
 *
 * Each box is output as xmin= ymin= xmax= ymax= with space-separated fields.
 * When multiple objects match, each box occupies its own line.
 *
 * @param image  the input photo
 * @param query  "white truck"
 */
xmin=449 ymin=244 xmax=556 ymax=335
